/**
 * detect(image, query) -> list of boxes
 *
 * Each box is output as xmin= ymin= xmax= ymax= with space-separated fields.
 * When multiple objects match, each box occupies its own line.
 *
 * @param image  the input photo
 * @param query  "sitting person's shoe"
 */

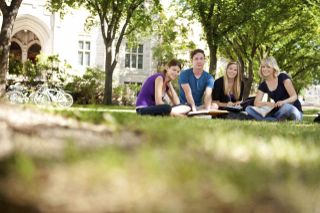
xmin=314 ymin=113 xmax=320 ymax=123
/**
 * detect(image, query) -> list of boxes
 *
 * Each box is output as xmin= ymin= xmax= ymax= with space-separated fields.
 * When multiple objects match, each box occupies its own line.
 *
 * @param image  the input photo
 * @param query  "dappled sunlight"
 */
xmin=202 ymin=131 xmax=320 ymax=167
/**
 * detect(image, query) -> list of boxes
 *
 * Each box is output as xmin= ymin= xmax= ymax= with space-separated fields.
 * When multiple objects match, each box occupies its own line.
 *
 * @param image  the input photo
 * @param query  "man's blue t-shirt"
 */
xmin=178 ymin=68 xmax=214 ymax=106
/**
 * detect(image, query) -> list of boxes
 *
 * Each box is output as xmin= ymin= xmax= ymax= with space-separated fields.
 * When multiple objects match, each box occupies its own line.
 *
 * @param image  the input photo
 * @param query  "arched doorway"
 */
xmin=28 ymin=43 xmax=41 ymax=63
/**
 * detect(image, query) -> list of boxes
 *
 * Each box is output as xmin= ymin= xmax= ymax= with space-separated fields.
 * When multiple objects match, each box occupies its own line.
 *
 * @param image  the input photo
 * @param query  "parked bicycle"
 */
xmin=32 ymin=84 xmax=73 ymax=108
xmin=5 ymin=83 xmax=30 ymax=104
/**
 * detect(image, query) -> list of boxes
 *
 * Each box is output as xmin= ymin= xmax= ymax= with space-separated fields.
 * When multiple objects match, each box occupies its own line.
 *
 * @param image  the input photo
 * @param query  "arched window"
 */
xmin=10 ymin=41 xmax=22 ymax=61
xmin=28 ymin=43 xmax=41 ymax=63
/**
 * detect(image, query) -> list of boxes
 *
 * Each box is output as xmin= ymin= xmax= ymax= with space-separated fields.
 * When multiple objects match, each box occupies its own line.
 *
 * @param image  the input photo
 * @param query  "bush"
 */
xmin=112 ymin=83 xmax=141 ymax=106
xmin=23 ymin=60 xmax=42 ymax=82
xmin=8 ymin=53 xmax=71 ymax=85
xmin=9 ymin=55 xmax=23 ymax=76
xmin=65 ymin=67 xmax=105 ymax=104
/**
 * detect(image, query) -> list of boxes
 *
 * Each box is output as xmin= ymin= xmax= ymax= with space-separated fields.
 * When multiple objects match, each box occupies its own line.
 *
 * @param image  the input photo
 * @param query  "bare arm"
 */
xmin=155 ymin=76 xmax=165 ymax=105
xmin=254 ymin=90 xmax=275 ymax=108
xmin=275 ymin=79 xmax=298 ymax=107
xmin=166 ymin=82 xmax=180 ymax=105
xmin=203 ymin=87 xmax=213 ymax=110
xmin=181 ymin=83 xmax=197 ymax=111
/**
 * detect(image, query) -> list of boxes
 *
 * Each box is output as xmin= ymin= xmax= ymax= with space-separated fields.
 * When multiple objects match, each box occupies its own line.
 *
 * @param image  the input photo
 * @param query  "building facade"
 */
xmin=7 ymin=0 xmax=157 ymax=85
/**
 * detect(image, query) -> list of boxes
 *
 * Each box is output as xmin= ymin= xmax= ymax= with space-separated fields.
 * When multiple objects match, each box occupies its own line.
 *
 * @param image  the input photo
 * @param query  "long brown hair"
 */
xmin=223 ymin=61 xmax=242 ymax=100
xmin=163 ymin=59 xmax=182 ymax=74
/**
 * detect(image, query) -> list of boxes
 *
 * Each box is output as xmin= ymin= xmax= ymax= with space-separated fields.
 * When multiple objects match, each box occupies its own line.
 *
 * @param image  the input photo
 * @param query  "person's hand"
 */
xmin=234 ymin=101 xmax=242 ymax=106
xmin=275 ymin=100 xmax=285 ymax=107
xmin=191 ymin=106 xmax=197 ymax=112
xmin=211 ymin=103 xmax=219 ymax=109
xmin=227 ymin=102 xmax=235 ymax=107
xmin=266 ymin=102 xmax=276 ymax=108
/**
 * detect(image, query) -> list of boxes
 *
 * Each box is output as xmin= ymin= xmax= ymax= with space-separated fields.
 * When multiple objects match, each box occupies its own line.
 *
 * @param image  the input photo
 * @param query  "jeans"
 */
xmin=246 ymin=103 xmax=303 ymax=121
xmin=136 ymin=104 xmax=172 ymax=116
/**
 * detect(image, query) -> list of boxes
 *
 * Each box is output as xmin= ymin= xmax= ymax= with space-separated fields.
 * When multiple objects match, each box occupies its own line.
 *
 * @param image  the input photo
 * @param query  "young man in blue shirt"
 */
xmin=179 ymin=49 xmax=215 ymax=112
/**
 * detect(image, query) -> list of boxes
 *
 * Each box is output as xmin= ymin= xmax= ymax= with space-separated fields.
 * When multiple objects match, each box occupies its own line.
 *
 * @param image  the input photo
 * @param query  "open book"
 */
xmin=250 ymin=105 xmax=274 ymax=117
xmin=187 ymin=109 xmax=229 ymax=116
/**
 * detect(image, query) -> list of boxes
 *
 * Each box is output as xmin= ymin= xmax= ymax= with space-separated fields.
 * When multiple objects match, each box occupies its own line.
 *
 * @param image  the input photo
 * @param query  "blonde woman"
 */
xmin=212 ymin=61 xmax=244 ymax=107
xmin=246 ymin=56 xmax=302 ymax=121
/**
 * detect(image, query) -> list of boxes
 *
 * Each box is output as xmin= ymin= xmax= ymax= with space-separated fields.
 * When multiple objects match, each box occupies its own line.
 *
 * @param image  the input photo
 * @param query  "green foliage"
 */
xmin=180 ymin=0 xmax=265 ymax=73
xmin=8 ymin=55 xmax=23 ymax=75
xmin=8 ymin=53 xmax=71 ymax=85
xmin=112 ymin=83 xmax=141 ymax=105
xmin=22 ymin=60 xmax=42 ymax=81
xmin=65 ymin=67 xmax=105 ymax=104
xmin=36 ymin=53 xmax=71 ymax=85
xmin=152 ymin=9 xmax=196 ymax=71
xmin=217 ymin=0 xmax=320 ymax=95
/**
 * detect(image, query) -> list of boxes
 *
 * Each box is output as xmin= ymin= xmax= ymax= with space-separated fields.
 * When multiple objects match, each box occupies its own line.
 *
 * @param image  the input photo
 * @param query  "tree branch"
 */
xmin=0 ymin=1 xmax=8 ymax=14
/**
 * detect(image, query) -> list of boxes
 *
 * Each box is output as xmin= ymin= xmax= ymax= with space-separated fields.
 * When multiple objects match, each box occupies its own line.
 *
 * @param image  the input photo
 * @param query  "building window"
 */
xmin=125 ymin=44 xmax=143 ymax=69
xmin=78 ymin=41 xmax=91 ymax=66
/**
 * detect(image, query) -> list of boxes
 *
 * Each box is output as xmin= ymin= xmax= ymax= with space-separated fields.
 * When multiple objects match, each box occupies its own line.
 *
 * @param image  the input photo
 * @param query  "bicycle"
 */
xmin=5 ymin=83 xmax=30 ymax=104
xmin=32 ymin=84 xmax=73 ymax=108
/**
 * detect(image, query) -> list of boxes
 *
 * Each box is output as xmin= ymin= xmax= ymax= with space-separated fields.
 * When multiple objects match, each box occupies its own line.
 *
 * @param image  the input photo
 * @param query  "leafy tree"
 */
xmin=220 ymin=0 xmax=320 ymax=97
xmin=48 ymin=0 xmax=161 ymax=105
xmin=179 ymin=0 xmax=264 ymax=75
xmin=0 ymin=0 xmax=23 ymax=97
xmin=152 ymin=9 xmax=195 ymax=71
xmin=273 ymin=4 xmax=320 ymax=93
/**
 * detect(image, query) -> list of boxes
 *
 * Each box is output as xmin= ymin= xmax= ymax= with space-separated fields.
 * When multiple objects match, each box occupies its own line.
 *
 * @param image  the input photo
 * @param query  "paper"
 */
xmin=250 ymin=105 xmax=274 ymax=117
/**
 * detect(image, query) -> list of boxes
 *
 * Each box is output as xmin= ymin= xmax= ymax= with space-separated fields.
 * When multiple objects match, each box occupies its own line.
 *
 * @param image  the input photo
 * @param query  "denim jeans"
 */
xmin=246 ymin=103 xmax=303 ymax=121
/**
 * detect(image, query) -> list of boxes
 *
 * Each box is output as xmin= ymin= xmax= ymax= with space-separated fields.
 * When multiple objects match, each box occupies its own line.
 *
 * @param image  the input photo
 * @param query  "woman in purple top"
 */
xmin=136 ymin=59 xmax=191 ymax=116
xmin=246 ymin=56 xmax=303 ymax=121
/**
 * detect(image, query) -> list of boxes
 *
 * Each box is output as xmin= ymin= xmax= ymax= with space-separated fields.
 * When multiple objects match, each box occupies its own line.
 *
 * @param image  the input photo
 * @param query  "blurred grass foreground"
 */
xmin=0 ymin=104 xmax=319 ymax=212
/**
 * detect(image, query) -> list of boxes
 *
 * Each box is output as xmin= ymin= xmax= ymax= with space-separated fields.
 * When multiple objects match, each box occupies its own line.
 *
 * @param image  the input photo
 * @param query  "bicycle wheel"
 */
xmin=56 ymin=92 xmax=73 ymax=108
xmin=33 ymin=92 xmax=51 ymax=106
xmin=5 ymin=91 xmax=26 ymax=104
xmin=29 ymin=92 xmax=37 ymax=104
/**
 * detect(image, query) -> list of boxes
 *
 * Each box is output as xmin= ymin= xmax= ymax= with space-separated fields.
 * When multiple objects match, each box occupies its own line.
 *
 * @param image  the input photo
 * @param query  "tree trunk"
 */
xmin=208 ymin=42 xmax=218 ymax=77
xmin=0 ymin=0 xmax=23 ymax=97
xmin=103 ymin=45 xmax=114 ymax=105
xmin=242 ymin=59 xmax=254 ymax=99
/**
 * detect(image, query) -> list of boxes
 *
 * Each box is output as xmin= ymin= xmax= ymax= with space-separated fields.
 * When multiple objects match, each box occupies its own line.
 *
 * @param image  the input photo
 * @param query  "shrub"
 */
xmin=112 ymin=83 xmax=141 ymax=106
xmin=22 ymin=59 xmax=42 ymax=82
xmin=9 ymin=55 xmax=23 ymax=76
xmin=65 ymin=67 xmax=105 ymax=104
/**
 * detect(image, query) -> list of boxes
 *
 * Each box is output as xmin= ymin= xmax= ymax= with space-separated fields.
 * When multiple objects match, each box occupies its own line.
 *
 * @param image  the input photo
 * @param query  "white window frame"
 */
xmin=125 ymin=44 xmax=144 ymax=69
xmin=78 ymin=40 xmax=91 ymax=66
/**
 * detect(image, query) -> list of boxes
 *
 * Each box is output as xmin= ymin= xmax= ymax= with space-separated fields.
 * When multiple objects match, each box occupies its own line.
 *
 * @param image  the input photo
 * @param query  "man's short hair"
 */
xmin=190 ymin=49 xmax=205 ymax=59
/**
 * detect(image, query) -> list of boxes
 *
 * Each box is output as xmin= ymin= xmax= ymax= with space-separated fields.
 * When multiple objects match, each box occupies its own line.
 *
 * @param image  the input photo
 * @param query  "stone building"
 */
xmin=6 ymin=0 xmax=157 ymax=85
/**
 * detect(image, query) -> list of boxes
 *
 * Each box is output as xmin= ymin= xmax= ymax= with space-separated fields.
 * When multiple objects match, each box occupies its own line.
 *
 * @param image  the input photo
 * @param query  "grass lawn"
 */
xmin=1 ymin=105 xmax=320 ymax=212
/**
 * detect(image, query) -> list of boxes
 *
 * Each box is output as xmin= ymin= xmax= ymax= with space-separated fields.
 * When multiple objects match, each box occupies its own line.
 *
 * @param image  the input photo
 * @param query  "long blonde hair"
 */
xmin=259 ymin=56 xmax=280 ymax=79
xmin=223 ymin=61 xmax=242 ymax=100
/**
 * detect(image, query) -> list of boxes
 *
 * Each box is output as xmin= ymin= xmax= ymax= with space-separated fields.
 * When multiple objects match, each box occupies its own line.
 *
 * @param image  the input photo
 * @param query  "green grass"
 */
xmin=2 ymin=106 xmax=320 ymax=212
